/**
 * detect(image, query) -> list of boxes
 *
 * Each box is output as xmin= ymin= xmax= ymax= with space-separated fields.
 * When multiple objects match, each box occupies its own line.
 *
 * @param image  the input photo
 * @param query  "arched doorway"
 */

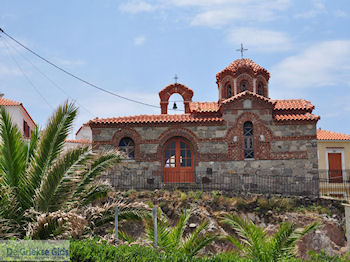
xmin=163 ymin=137 xmax=194 ymax=183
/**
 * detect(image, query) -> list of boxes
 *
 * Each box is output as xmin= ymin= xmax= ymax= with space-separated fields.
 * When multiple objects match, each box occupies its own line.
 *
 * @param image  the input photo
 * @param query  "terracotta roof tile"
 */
xmin=317 ymin=129 xmax=350 ymax=141
xmin=272 ymin=99 xmax=314 ymax=111
xmin=274 ymin=113 xmax=320 ymax=122
xmin=189 ymin=102 xmax=219 ymax=113
xmin=216 ymin=59 xmax=270 ymax=81
xmin=221 ymin=91 xmax=274 ymax=105
xmin=65 ymin=139 xmax=91 ymax=144
xmin=89 ymin=114 xmax=223 ymax=125
xmin=0 ymin=97 xmax=21 ymax=106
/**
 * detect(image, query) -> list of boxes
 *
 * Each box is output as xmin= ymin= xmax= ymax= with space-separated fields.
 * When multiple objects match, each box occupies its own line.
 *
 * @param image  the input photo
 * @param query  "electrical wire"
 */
xmin=2 ymin=35 xmax=96 ymax=117
xmin=0 ymin=36 xmax=54 ymax=109
xmin=0 ymin=28 xmax=183 ymax=111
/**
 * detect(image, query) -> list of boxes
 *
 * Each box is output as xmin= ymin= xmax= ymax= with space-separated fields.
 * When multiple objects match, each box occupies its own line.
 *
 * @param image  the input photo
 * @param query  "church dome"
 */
xmin=216 ymin=58 xmax=270 ymax=83
xmin=216 ymin=59 xmax=270 ymax=101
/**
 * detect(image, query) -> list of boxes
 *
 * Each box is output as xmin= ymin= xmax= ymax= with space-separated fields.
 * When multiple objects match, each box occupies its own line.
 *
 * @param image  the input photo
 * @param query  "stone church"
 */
xmin=89 ymin=58 xmax=320 ymax=196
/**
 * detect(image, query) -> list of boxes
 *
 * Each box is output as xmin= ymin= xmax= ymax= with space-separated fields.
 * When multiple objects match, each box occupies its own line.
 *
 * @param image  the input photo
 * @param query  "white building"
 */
xmin=0 ymin=96 xmax=36 ymax=138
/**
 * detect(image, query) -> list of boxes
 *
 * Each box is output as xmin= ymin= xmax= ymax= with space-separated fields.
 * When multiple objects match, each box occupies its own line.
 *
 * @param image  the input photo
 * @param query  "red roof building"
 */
xmin=88 ymin=58 xmax=320 ymax=196
xmin=0 ymin=96 xmax=36 ymax=139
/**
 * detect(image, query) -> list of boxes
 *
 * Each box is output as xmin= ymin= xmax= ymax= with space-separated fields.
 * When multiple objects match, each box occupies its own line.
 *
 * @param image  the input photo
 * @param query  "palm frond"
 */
xmin=170 ymin=208 xmax=190 ymax=247
xmin=281 ymin=222 xmax=319 ymax=257
xmin=27 ymin=101 xmax=77 ymax=199
xmin=78 ymin=182 xmax=112 ymax=207
xmin=0 ymin=107 xmax=31 ymax=212
xmin=182 ymin=220 xmax=218 ymax=257
xmin=34 ymin=146 xmax=91 ymax=212
xmin=268 ymin=222 xmax=296 ymax=260
xmin=72 ymin=152 xmax=122 ymax=200
xmin=118 ymin=230 xmax=136 ymax=243
xmin=25 ymin=127 xmax=39 ymax=167
xmin=221 ymin=214 xmax=265 ymax=260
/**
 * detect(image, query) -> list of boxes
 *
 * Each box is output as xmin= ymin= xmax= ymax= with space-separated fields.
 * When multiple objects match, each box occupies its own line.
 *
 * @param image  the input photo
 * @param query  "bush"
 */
xmin=70 ymin=239 xmax=201 ymax=262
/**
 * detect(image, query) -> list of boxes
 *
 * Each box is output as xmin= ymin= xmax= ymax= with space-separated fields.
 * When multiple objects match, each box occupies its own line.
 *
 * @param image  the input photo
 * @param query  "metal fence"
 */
xmin=104 ymin=169 xmax=350 ymax=200
xmin=106 ymin=170 xmax=322 ymax=198
xmin=319 ymin=169 xmax=350 ymax=200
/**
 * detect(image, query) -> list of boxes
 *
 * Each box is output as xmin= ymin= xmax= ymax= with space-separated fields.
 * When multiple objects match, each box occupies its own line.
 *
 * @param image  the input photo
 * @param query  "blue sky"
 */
xmin=1 ymin=0 xmax=350 ymax=137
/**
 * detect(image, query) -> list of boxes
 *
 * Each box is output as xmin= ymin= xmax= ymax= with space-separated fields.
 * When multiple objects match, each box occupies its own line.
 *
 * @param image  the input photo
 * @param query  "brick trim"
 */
xmin=111 ymin=128 xmax=142 ymax=161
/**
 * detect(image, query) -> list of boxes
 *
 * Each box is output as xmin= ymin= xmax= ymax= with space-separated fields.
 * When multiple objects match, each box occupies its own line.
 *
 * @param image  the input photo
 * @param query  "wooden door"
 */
xmin=328 ymin=153 xmax=343 ymax=183
xmin=163 ymin=138 xmax=194 ymax=183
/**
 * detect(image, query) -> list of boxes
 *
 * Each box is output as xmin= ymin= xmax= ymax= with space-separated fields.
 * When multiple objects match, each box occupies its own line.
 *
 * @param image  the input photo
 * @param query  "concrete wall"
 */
xmin=76 ymin=125 xmax=92 ymax=141
xmin=318 ymin=141 xmax=350 ymax=170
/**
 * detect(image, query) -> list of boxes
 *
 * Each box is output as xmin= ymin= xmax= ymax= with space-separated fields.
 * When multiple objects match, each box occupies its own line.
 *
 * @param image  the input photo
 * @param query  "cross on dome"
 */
xmin=236 ymin=43 xmax=248 ymax=58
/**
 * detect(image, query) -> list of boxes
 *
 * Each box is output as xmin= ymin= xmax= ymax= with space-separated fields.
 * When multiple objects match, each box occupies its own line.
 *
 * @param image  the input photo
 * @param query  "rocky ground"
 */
xmin=73 ymin=190 xmax=348 ymax=259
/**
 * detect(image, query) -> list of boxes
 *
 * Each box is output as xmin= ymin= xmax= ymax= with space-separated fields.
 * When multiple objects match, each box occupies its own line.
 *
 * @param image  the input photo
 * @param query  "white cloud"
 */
xmin=119 ymin=1 xmax=157 ymax=14
xmin=227 ymin=28 xmax=292 ymax=52
xmin=134 ymin=36 xmax=146 ymax=46
xmin=189 ymin=0 xmax=291 ymax=27
xmin=119 ymin=0 xmax=291 ymax=26
xmin=270 ymin=40 xmax=350 ymax=97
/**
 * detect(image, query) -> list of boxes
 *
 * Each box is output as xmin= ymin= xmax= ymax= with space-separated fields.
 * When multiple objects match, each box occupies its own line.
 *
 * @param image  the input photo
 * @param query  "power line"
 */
xmin=0 ymin=28 xmax=183 ymax=111
xmin=0 ymin=36 xmax=54 ymax=109
xmin=3 ymin=35 xmax=96 ymax=117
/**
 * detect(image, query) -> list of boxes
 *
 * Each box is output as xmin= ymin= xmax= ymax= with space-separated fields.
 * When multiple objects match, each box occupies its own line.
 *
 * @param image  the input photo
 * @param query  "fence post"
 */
xmin=152 ymin=206 xmax=157 ymax=247
xmin=115 ymin=206 xmax=119 ymax=245
xmin=343 ymin=203 xmax=350 ymax=251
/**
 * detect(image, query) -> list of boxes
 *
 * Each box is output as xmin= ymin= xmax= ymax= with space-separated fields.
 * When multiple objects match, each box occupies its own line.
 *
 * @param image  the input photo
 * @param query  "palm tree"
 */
xmin=0 ymin=101 xmax=122 ymax=238
xmin=146 ymin=208 xmax=218 ymax=257
xmin=221 ymin=214 xmax=318 ymax=262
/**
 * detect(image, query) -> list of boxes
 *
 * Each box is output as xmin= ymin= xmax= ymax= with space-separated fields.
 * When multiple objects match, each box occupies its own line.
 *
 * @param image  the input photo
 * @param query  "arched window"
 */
xmin=240 ymin=81 xmax=247 ymax=92
xmin=118 ymin=137 xmax=135 ymax=159
xmin=257 ymin=83 xmax=264 ymax=96
xmin=243 ymin=121 xmax=254 ymax=159
xmin=226 ymin=84 xmax=232 ymax=98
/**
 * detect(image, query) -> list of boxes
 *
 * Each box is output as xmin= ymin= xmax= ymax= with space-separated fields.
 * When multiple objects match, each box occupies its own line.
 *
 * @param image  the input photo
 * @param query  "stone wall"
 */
xmin=93 ymin=111 xmax=319 ymax=197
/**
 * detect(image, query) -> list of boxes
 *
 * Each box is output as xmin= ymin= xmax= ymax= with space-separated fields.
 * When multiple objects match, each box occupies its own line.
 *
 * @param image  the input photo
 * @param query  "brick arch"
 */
xmin=219 ymin=75 xmax=235 ymax=99
xmin=236 ymin=73 xmax=254 ymax=93
xmin=226 ymin=112 xmax=272 ymax=160
xmin=256 ymin=74 xmax=268 ymax=97
xmin=156 ymin=128 xmax=199 ymax=160
xmin=159 ymin=83 xmax=194 ymax=114
xmin=112 ymin=128 xmax=142 ymax=161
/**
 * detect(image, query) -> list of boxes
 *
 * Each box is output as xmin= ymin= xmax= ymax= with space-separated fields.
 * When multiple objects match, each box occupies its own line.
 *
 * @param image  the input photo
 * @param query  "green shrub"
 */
xmin=70 ymin=239 xmax=201 ymax=262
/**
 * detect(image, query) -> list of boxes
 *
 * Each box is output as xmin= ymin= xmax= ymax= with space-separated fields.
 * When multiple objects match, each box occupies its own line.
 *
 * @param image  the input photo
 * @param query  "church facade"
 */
xmin=89 ymin=59 xmax=320 ymax=196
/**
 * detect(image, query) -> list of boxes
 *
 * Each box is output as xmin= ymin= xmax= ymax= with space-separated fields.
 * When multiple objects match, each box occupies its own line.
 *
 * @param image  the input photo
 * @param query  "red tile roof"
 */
xmin=65 ymin=139 xmax=91 ymax=144
xmin=216 ymin=59 xmax=270 ymax=81
xmin=89 ymin=114 xmax=223 ymax=125
xmin=0 ymin=97 xmax=21 ymax=106
xmin=274 ymin=113 xmax=320 ymax=122
xmin=272 ymin=99 xmax=314 ymax=111
xmin=189 ymin=102 xmax=219 ymax=113
xmin=317 ymin=129 xmax=350 ymax=141
xmin=221 ymin=91 xmax=274 ymax=105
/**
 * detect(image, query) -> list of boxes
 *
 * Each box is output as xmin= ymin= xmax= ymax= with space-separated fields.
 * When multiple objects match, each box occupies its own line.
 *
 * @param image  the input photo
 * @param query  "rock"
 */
xmin=323 ymin=222 xmax=346 ymax=247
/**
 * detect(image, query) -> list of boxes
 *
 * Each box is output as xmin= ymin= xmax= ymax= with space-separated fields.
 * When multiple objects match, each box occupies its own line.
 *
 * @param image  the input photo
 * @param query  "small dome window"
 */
xmin=226 ymin=84 xmax=232 ymax=98
xmin=240 ymin=81 xmax=247 ymax=92
xmin=257 ymin=83 xmax=264 ymax=96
